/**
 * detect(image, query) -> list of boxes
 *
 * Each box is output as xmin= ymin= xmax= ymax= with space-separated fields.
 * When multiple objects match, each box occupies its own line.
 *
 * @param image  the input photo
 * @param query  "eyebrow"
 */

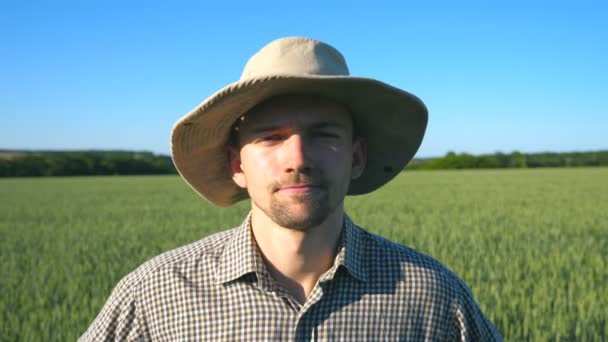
xmin=249 ymin=121 xmax=345 ymax=134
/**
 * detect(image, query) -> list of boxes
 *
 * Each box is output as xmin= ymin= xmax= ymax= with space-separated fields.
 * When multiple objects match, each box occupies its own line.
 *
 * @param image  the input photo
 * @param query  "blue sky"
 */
xmin=2 ymin=1 xmax=606 ymax=158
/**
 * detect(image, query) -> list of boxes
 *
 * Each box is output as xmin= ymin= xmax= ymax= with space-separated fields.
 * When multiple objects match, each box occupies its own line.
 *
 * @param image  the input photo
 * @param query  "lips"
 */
xmin=276 ymin=184 xmax=321 ymax=192
xmin=283 ymin=184 xmax=315 ymax=189
xmin=272 ymin=173 xmax=325 ymax=193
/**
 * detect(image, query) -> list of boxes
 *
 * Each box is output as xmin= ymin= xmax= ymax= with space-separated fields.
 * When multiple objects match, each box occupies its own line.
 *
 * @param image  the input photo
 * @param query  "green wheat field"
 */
xmin=2 ymin=168 xmax=607 ymax=341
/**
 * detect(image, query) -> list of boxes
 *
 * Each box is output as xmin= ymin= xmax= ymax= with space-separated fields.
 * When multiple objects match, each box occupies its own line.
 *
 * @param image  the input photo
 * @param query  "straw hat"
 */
xmin=171 ymin=37 xmax=428 ymax=207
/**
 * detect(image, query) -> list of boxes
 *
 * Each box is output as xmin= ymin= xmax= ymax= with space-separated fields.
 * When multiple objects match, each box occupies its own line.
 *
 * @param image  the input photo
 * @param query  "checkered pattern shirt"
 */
xmin=80 ymin=214 xmax=502 ymax=341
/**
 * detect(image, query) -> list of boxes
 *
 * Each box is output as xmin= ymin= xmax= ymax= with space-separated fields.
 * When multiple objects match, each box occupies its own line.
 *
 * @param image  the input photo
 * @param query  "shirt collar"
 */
xmin=320 ymin=214 xmax=369 ymax=283
xmin=214 ymin=213 xmax=369 ymax=286
xmin=214 ymin=213 xmax=272 ymax=288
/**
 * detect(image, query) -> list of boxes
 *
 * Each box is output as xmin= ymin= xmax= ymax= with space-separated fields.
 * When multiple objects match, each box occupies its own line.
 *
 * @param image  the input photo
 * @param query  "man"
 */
xmin=81 ymin=37 xmax=502 ymax=340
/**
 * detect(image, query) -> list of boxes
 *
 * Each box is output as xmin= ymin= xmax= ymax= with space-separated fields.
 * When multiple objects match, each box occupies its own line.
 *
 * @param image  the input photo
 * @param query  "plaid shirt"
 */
xmin=80 ymin=214 xmax=502 ymax=341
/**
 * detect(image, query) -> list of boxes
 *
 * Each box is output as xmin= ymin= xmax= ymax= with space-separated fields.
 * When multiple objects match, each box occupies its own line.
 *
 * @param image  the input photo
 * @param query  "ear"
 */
xmin=350 ymin=137 xmax=367 ymax=180
xmin=228 ymin=146 xmax=247 ymax=189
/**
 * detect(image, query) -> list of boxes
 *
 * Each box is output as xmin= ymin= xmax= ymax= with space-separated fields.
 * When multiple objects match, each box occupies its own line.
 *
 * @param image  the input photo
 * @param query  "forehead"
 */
xmin=238 ymin=94 xmax=353 ymax=131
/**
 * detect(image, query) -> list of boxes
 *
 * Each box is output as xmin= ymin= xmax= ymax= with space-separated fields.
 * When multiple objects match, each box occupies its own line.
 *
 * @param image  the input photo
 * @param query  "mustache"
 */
xmin=271 ymin=172 xmax=326 ymax=191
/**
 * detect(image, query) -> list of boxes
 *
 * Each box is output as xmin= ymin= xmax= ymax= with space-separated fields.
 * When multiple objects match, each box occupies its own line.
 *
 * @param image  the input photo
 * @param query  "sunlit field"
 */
xmin=2 ymin=168 xmax=607 ymax=341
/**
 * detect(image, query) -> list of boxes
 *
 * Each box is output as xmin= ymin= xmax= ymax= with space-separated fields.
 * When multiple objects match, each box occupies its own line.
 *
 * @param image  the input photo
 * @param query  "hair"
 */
xmin=228 ymin=119 xmax=242 ymax=149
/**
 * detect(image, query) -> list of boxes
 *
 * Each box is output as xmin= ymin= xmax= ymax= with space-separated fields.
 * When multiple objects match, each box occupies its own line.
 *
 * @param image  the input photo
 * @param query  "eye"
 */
xmin=255 ymin=133 xmax=283 ymax=143
xmin=315 ymin=130 xmax=339 ymax=138
xmin=263 ymin=134 xmax=282 ymax=141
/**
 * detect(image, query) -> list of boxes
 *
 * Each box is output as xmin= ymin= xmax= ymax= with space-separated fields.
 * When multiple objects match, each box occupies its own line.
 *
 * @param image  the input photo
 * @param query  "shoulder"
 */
xmin=99 ymin=226 xmax=240 ymax=307
xmin=357 ymin=226 xmax=502 ymax=341
xmin=362 ymin=227 xmax=458 ymax=277
xmin=125 ymin=227 xmax=238 ymax=287
xmin=357 ymin=226 xmax=474 ymax=300
xmin=79 ymin=227 xmax=239 ymax=341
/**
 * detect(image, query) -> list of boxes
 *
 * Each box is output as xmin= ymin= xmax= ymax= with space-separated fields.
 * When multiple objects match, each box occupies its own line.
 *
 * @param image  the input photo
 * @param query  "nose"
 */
xmin=280 ymin=133 xmax=312 ymax=173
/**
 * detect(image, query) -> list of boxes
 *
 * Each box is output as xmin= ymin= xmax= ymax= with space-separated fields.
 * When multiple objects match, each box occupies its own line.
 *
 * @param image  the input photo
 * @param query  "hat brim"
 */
xmin=171 ymin=75 xmax=428 ymax=207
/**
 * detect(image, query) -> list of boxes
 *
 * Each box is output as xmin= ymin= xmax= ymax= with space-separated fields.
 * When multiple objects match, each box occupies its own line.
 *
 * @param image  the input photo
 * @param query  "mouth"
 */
xmin=276 ymin=184 xmax=321 ymax=193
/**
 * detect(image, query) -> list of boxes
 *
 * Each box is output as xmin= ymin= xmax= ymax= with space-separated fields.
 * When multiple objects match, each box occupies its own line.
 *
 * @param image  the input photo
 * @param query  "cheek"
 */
xmin=326 ymin=146 xmax=354 ymax=171
xmin=242 ymin=150 xmax=270 ymax=172
xmin=240 ymin=150 xmax=275 ymax=187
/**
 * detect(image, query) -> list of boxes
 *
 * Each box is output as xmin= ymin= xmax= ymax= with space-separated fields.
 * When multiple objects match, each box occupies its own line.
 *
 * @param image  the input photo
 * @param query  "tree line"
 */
xmin=406 ymin=150 xmax=608 ymax=170
xmin=1 ymin=149 xmax=607 ymax=177
xmin=0 ymin=151 xmax=176 ymax=177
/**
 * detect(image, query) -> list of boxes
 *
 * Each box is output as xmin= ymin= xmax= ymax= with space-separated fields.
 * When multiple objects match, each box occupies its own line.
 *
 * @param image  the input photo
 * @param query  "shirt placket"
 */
xmin=290 ymin=276 xmax=334 ymax=341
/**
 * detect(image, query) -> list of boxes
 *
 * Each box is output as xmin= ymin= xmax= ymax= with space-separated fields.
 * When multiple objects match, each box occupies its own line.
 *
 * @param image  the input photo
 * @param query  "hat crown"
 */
xmin=241 ymin=37 xmax=350 ymax=80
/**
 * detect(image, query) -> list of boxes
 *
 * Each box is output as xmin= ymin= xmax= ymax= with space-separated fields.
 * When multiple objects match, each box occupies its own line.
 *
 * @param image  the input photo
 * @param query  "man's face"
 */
xmin=230 ymin=95 xmax=366 ymax=230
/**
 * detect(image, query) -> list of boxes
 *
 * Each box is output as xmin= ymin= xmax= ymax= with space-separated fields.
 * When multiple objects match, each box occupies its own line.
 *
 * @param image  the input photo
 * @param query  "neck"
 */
xmin=250 ymin=203 xmax=344 ymax=304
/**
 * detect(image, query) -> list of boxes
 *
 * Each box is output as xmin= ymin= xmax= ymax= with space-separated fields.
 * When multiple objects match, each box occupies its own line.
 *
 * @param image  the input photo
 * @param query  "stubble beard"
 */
xmin=254 ymin=173 xmax=339 ymax=231
xmin=267 ymin=192 xmax=333 ymax=230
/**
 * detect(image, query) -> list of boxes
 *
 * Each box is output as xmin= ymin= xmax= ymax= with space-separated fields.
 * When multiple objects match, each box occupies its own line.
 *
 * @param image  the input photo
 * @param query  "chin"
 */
xmin=266 ymin=204 xmax=327 ymax=230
